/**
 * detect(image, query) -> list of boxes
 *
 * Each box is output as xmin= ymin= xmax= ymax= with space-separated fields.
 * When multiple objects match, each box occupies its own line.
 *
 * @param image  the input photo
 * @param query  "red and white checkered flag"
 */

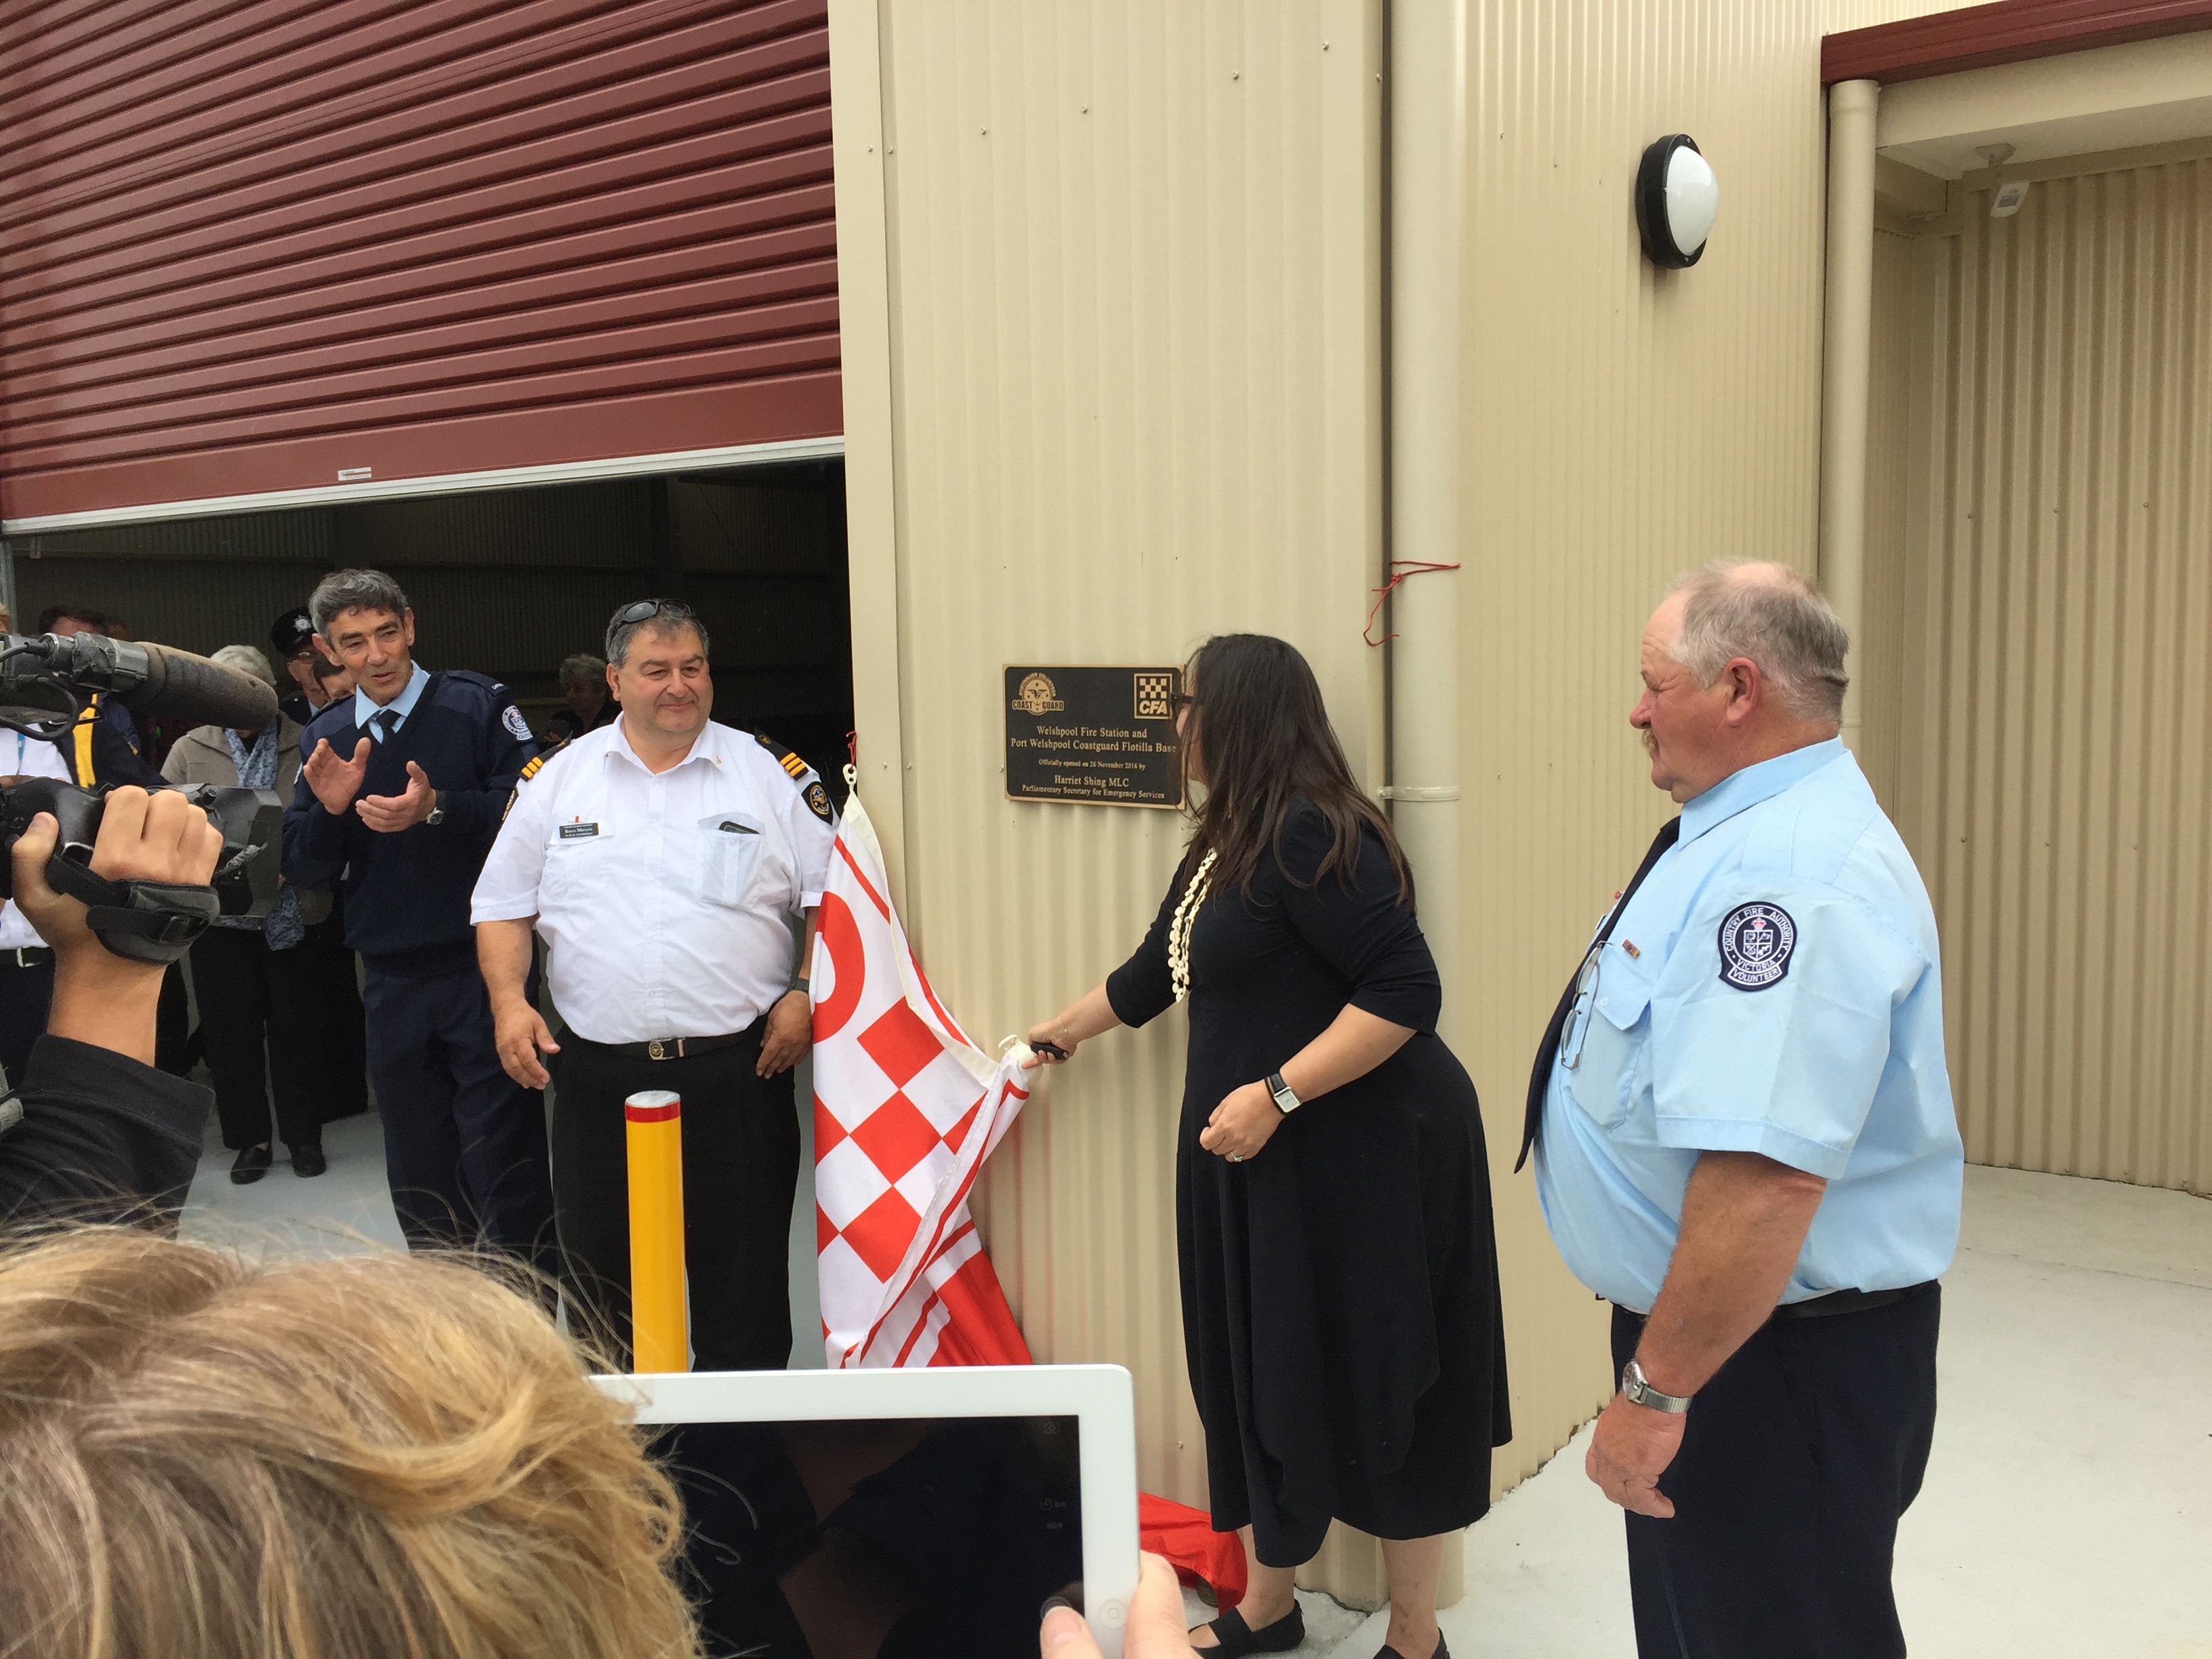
xmin=810 ymin=789 xmax=1033 ymax=1368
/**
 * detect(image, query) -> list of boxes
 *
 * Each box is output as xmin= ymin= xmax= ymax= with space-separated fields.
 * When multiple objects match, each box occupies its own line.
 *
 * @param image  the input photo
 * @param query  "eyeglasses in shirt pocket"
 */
xmin=699 ymin=811 xmax=767 ymax=909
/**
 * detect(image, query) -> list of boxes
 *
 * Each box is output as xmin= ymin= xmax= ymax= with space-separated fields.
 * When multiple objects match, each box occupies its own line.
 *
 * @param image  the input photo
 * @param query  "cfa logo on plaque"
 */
xmin=1133 ymin=672 xmax=1174 ymax=719
xmin=1012 ymin=672 xmax=1065 ymax=715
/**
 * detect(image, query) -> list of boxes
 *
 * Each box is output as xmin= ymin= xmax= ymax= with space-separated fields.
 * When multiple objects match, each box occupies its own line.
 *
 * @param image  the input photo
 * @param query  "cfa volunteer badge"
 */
xmin=1717 ymin=901 xmax=1796 ymax=991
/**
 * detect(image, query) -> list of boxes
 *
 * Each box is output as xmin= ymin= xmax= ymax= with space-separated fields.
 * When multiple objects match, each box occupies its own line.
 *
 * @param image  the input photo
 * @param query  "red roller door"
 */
xmin=0 ymin=0 xmax=838 ymax=527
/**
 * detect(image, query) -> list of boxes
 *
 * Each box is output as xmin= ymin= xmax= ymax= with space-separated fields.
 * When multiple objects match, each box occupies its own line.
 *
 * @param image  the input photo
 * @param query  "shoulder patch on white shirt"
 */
xmin=1717 ymin=901 xmax=1796 ymax=991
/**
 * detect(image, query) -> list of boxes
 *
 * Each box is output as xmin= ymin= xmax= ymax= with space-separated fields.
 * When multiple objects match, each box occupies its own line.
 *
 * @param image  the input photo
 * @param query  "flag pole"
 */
xmin=625 ymin=1088 xmax=687 ymax=1372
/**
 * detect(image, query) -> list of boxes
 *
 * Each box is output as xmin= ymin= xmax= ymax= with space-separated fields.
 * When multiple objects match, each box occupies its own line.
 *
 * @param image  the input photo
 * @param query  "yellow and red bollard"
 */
xmin=625 ymin=1089 xmax=687 ymax=1372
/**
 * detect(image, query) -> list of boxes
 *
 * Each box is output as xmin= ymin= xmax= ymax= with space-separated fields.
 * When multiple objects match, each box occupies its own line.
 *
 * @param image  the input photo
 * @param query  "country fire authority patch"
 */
xmin=501 ymin=705 xmax=533 ymax=742
xmin=1717 ymin=901 xmax=1796 ymax=991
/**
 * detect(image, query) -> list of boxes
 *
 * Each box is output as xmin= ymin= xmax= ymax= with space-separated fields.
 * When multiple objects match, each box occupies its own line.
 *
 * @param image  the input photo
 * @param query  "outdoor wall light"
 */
xmin=1635 ymin=135 xmax=1720 ymax=268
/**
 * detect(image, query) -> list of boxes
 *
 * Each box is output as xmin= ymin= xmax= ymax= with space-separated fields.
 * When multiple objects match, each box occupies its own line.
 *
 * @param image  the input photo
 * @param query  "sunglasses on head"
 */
xmin=615 ymin=599 xmax=678 ymax=626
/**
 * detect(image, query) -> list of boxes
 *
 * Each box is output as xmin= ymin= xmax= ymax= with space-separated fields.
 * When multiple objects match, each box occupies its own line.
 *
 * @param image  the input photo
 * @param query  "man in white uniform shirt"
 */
xmin=473 ymin=599 xmax=836 ymax=1369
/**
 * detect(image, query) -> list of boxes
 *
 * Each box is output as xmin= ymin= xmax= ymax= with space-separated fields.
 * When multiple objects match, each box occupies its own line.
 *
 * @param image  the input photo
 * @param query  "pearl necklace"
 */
xmin=1167 ymin=850 xmax=1216 ymax=1004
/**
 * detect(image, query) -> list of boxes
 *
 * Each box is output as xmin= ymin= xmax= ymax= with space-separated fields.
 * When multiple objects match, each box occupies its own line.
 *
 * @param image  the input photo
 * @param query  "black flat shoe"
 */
xmin=1374 ymin=1635 xmax=1448 ymax=1659
xmin=230 ymin=1145 xmax=272 ymax=1185
xmin=289 ymin=1144 xmax=327 ymax=1178
xmin=1193 ymin=1603 xmax=1304 ymax=1657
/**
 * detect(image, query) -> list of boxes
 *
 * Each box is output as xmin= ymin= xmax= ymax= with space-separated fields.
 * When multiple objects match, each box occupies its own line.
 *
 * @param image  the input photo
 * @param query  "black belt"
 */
xmin=1771 ymin=1280 xmax=1935 ymax=1322
xmin=1 ymin=947 xmax=54 ymax=968
xmin=567 ymin=1028 xmax=756 ymax=1062
xmin=1616 ymin=1280 xmax=1935 ymax=1325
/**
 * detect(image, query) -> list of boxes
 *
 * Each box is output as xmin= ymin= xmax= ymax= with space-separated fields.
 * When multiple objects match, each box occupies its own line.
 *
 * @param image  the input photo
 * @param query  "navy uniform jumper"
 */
xmin=283 ymin=668 xmax=555 ymax=1268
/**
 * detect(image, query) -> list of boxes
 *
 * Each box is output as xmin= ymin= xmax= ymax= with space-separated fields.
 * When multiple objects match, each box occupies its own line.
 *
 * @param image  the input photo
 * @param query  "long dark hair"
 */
xmin=1181 ymin=634 xmax=1414 ymax=906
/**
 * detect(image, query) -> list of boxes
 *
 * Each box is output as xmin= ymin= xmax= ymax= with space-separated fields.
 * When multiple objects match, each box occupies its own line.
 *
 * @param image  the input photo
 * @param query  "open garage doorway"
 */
xmin=1 ymin=460 xmax=856 ymax=790
xmin=6 ymin=460 xmax=854 ymax=1364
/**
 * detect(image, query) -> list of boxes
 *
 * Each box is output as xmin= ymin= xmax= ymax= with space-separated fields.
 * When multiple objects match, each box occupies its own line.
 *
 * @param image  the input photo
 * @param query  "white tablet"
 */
xmin=594 ymin=1364 xmax=1141 ymax=1659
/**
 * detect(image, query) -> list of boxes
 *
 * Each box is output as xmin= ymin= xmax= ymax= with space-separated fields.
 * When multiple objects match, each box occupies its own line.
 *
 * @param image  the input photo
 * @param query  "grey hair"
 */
xmin=309 ymin=569 xmax=410 ymax=637
xmin=1666 ymin=560 xmax=1849 ymax=724
xmin=605 ymin=600 xmax=709 ymax=670
xmin=558 ymin=652 xmax=607 ymax=688
xmin=210 ymin=644 xmax=276 ymax=688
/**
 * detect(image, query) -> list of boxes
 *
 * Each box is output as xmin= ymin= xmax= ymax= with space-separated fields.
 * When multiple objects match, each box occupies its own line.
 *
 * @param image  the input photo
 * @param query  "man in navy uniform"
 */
xmin=1525 ymin=560 xmax=1963 ymax=1659
xmin=282 ymin=569 xmax=554 ymax=1269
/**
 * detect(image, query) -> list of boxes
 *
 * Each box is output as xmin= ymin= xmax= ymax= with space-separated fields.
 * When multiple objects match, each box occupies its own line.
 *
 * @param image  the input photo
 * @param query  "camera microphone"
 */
xmin=120 ymin=640 xmax=282 ymax=731
xmin=0 ymin=632 xmax=279 ymax=733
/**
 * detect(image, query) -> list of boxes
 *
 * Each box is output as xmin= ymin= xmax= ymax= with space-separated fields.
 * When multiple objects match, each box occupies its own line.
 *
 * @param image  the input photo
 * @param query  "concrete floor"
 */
xmin=180 ymin=1134 xmax=2210 ymax=1657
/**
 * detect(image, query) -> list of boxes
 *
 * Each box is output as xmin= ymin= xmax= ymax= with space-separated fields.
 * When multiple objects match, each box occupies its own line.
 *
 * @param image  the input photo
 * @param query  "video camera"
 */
xmin=0 ymin=630 xmax=285 ymax=962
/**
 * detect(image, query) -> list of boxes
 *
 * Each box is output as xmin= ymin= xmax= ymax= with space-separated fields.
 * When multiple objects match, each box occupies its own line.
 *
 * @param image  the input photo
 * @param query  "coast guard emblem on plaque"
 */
xmin=1717 ymin=902 xmax=1795 ymax=991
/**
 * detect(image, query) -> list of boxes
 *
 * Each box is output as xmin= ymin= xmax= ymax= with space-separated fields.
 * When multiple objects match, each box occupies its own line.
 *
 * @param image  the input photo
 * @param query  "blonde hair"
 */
xmin=0 ymin=1230 xmax=701 ymax=1659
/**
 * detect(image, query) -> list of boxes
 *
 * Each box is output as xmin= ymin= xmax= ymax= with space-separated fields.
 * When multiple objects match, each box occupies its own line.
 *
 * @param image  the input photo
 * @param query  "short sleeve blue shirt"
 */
xmin=1534 ymin=739 xmax=1963 ymax=1311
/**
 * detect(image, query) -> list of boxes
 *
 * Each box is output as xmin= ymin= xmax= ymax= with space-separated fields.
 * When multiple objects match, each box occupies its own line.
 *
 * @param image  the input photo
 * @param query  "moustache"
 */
xmin=1640 ymin=728 xmax=1658 ymax=758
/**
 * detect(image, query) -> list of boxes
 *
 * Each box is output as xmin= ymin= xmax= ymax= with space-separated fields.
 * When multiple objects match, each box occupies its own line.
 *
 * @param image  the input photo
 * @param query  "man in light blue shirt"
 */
xmin=1523 ymin=560 xmax=1962 ymax=1659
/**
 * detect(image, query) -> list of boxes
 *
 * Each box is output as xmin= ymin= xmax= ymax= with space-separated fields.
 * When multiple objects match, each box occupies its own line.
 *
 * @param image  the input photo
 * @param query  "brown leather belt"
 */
xmin=568 ymin=1031 xmax=752 ymax=1062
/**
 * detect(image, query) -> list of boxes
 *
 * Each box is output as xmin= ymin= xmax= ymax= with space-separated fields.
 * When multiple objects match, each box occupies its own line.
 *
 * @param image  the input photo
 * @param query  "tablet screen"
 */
xmin=652 ymin=1415 xmax=1084 ymax=1659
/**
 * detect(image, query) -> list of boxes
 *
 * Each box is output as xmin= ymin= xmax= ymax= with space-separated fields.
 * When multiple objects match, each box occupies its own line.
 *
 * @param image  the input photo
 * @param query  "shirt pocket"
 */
xmin=1566 ymin=947 xmax=1655 ymax=1132
xmin=541 ymin=822 xmax=618 ymax=906
xmin=698 ymin=811 xmax=768 ymax=909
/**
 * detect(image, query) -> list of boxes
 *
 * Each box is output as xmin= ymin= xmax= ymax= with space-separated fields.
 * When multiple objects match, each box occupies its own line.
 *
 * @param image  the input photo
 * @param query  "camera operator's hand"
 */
xmin=304 ymin=735 xmax=372 ymax=816
xmin=11 ymin=787 xmax=224 ymax=1066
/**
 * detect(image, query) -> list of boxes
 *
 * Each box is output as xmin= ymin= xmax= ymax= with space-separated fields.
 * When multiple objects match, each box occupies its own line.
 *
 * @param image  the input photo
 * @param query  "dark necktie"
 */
xmin=1516 ymin=817 xmax=1682 ymax=1172
xmin=373 ymin=709 xmax=401 ymax=744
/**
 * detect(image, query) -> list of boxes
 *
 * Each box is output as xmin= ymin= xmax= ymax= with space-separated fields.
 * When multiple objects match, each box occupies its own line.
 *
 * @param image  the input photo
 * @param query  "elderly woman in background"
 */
xmin=544 ymin=650 xmax=617 ymax=743
xmin=161 ymin=644 xmax=327 ymax=1183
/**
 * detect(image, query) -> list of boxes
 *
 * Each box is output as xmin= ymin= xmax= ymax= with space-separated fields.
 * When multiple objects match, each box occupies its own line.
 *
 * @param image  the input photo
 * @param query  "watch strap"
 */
xmin=1621 ymin=1357 xmax=1692 ymax=1414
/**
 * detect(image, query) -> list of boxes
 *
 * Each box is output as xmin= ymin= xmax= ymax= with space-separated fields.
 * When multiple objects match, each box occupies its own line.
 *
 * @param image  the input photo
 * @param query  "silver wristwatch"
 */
xmin=1620 ymin=1357 xmax=1692 ymax=1414
xmin=424 ymin=792 xmax=445 ymax=827
xmin=1265 ymin=1070 xmax=1301 ymax=1115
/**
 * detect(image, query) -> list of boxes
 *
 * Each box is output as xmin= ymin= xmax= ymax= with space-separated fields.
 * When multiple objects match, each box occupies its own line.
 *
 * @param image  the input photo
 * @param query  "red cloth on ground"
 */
xmin=1139 ymin=1491 xmax=1248 ymax=1610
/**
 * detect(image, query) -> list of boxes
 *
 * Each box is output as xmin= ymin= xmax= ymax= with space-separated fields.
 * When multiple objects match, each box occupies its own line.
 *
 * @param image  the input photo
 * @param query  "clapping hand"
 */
xmin=357 ymin=760 xmax=437 ymax=833
xmin=304 ymin=737 xmax=371 ymax=815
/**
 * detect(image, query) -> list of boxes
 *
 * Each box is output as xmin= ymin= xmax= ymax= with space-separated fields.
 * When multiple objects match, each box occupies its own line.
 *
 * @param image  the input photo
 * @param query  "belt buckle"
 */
xmin=648 ymin=1040 xmax=668 ymax=1061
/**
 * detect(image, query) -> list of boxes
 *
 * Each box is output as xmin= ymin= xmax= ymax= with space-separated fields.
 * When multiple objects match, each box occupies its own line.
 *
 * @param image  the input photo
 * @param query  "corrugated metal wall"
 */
xmin=1452 ymin=0 xmax=1967 ymax=1480
xmin=1872 ymin=157 xmax=2212 ymax=1194
xmin=835 ymin=0 xmax=1387 ymax=1582
xmin=0 ymin=0 xmax=839 ymax=524
xmin=833 ymin=0 xmax=1972 ymax=1605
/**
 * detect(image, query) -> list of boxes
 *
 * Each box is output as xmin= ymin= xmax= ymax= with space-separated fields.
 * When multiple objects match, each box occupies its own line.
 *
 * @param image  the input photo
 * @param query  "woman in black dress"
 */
xmin=1025 ymin=634 xmax=1510 ymax=1659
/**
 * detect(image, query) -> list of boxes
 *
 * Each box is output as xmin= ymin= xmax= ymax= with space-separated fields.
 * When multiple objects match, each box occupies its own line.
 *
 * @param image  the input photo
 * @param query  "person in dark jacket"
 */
xmin=163 ymin=647 xmax=327 ymax=1185
xmin=0 ymin=784 xmax=221 ymax=1226
xmin=281 ymin=569 xmax=554 ymax=1271
xmin=1025 ymin=634 xmax=1509 ymax=1659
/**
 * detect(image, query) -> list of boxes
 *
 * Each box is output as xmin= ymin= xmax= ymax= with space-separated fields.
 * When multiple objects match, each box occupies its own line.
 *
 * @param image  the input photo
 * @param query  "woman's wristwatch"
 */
xmin=1265 ymin=1071 xmax=1301 ymax=1115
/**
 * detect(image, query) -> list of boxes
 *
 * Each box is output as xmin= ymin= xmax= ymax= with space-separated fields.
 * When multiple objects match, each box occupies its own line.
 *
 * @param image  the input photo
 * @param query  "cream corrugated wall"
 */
xmin=832 ymin=0 xmax=1969 ymax=1605
xmin=1872 ymin=159 xmax=2212 ymax=1194
xmin=833 ymin=0 xmax=1387 ymax=1533
xmin=1453 ymin=0 xmax=1963 ymax=1481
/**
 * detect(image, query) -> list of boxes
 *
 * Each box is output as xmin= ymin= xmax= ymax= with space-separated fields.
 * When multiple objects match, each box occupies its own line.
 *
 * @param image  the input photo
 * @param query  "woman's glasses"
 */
xmin=1170 ymin=693 xmax=1198 ymax=714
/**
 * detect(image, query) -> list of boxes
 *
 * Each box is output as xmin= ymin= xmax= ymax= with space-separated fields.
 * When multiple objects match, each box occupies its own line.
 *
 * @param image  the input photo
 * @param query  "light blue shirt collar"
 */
xmin=1678 ymin=736 xmax=1846 ymax=844
xmin=356 ymin=661 xmax=430 ymax=737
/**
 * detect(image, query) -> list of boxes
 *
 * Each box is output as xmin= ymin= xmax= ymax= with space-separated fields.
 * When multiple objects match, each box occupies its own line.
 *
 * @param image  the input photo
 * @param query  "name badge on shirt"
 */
xmin=558 ymin=823 xmax=600 ymax=840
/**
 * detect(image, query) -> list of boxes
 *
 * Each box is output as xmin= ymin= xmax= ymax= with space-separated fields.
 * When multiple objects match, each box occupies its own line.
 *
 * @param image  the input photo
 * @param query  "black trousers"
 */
xmin=361 ymin=964 xmax=556 ymax=1275
xmin=551 ymin=1025 xmax=799 ymax=1372
xmin=1612 ymin=1286 xmax=1941 ymax=1659
xmin=302 ymin=893 xmax=369 ymax=1122
xmin=0 ymin=953 xmax=55 ymax=1087
xmin=190 ymin=927 xmax=322 ymax=1151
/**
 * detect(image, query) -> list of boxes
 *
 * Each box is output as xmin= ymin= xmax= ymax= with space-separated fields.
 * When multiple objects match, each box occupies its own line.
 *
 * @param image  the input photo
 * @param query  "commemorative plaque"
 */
xmin=1004 ymin=665 xmax=1184 ymax=808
